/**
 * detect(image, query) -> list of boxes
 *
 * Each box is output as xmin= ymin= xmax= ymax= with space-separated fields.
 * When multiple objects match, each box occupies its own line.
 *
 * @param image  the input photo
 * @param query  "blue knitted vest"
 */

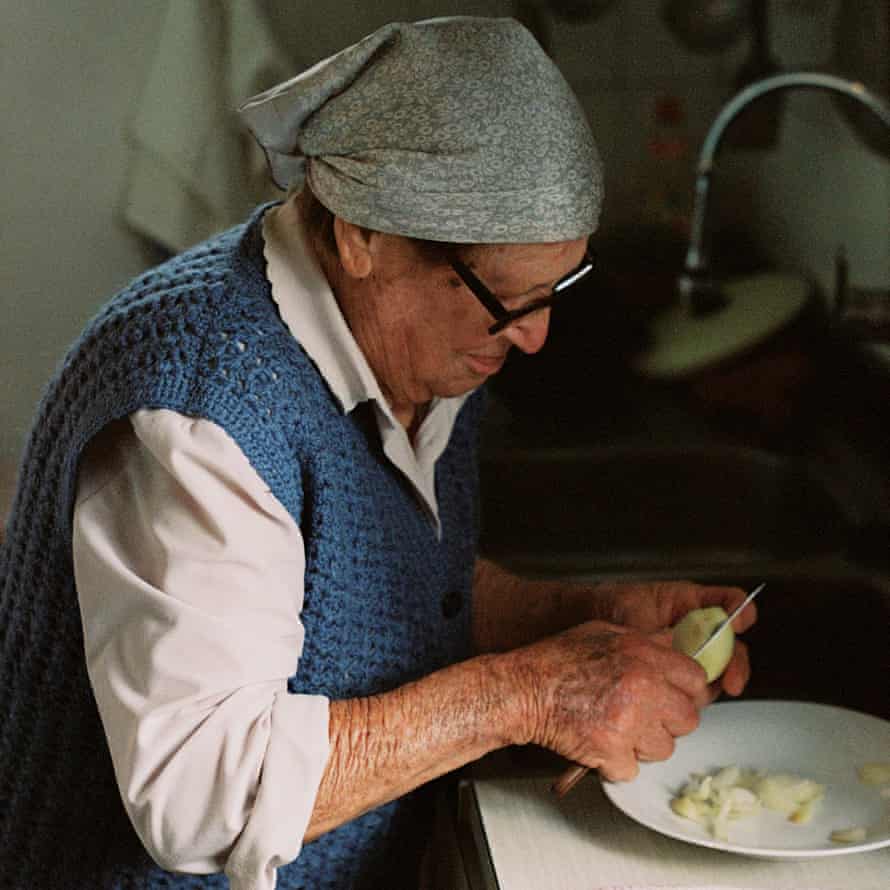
xmin=0 ymin=206 xmax=485 ymax=889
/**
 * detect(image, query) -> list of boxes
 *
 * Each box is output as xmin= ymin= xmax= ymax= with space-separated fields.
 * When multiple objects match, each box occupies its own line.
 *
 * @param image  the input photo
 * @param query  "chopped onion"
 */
xmin=670 ymin=765 xmax=824 ymax=841
xmin=753 ymin=773 xmax=824 ymax=822
xmin=829 ymin=826 xmax=867 ymax=844
xmin=857 ymin=762 xmax=890 ymax=786
xmin=671 ymin=759 xmax=890 ymax=845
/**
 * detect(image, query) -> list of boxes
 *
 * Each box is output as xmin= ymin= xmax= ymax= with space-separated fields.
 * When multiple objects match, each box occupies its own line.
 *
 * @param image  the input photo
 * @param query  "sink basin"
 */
xmin=479 ymin=445 xmax=847 ymax=573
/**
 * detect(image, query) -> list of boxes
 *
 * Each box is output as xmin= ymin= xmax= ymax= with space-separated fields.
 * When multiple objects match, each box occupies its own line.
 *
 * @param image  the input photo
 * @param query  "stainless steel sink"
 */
xmin=479 ymin=445 xmax=848 ymax=574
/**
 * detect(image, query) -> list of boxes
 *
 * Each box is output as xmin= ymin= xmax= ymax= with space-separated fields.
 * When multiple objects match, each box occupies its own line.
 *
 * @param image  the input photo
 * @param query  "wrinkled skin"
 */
xmin=509 ymin=621 xmax=709 ymax=781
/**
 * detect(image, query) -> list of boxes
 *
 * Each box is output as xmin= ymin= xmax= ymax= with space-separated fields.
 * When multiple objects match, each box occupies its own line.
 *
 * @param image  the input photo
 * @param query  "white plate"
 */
xmin=602 ymin=700 xmax=890 ymax=859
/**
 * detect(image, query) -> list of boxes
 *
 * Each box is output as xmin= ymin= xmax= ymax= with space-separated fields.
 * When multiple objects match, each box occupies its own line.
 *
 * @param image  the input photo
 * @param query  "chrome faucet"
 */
xmin=678 ymin=72 xmax=890 ymax=331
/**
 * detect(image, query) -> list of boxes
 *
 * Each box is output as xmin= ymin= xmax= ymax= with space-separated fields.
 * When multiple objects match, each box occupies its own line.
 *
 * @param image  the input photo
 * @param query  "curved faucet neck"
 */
xmin=682 ymin=72 xmax=890 ymax=312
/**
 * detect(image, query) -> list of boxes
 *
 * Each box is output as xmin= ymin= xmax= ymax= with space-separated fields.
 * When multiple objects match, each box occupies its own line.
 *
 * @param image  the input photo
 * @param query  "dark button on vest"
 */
xmin=441 ymin=589 xmax=463 ymax=619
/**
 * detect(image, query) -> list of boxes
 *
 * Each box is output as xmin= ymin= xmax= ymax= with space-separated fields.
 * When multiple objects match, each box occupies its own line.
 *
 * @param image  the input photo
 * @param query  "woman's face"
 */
xmin=339 ymin=232 xmax=589 ymax=425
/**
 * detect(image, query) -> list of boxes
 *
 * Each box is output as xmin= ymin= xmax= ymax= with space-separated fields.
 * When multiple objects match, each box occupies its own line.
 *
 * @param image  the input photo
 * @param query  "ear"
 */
xmin=332 ymin=217 xmax=374 ymax=279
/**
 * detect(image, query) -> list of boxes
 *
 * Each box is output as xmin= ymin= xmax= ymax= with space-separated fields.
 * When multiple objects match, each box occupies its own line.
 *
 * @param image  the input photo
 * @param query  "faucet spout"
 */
xmin=680 ymin=72 xmax=890 ymax=315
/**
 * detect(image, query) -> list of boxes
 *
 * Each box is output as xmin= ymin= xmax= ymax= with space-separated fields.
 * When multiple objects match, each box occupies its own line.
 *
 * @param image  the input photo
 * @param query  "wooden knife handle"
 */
xmin=551 ymin=763 xmax=590 ymax=797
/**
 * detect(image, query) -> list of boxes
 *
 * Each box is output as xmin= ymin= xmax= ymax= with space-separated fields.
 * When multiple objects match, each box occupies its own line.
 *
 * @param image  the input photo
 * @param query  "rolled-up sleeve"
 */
xmin=73 ymin=408 xmax=329 ymax=890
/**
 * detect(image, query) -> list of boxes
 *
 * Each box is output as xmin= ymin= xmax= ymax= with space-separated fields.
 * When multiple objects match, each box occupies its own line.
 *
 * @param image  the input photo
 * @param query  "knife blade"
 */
xmin=692 ymin=582 xmax=765 ymax=658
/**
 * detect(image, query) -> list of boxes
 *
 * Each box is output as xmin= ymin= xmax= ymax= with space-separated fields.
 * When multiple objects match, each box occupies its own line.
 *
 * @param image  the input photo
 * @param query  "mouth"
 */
xmin=464 ymin=351 xmax=507 ymax=376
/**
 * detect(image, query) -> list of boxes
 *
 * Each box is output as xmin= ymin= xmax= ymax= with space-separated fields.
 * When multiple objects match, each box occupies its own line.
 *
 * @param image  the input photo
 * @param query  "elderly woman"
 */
xmin=0 ymin=17 xmax=755 ymax=890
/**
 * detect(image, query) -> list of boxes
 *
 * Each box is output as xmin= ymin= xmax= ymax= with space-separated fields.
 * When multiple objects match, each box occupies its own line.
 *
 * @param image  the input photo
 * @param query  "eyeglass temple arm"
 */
xmin=555 ymin=256 xmax=595 ymax=293
xmin=449 ymin=257 xmax=509 ymax=323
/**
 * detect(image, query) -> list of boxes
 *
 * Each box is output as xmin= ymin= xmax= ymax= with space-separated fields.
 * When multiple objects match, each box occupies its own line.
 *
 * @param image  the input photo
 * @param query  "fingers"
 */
xmin=617 ymin=646 xmax=704 ymax=765
xmin=676 ymin=634 xmax=751 ymax=702
xmin=662 ymin=585 xmax=755 ymax=698
xmin=661 ymin=685 xmax=703 ymax=738
xmin=710 ymin=585 xmax=759 ymax=632
xmin=598 ymin=751 xmax=640 ymax=783
xmin=719 ymin=639 xmax=751 ymax=697
xmin=730 ymin=597 xmax=758 ymax=633
xmin=638 ymin=631 xmax=710 ymax=701
xmin=636 ymin=731 xmax=676 ymax=763
xmin=678 ymin=583 xmax=759 ymax=633
xmin=595 ymin=580 xmax=760 ymax=640
xmin=640 ymin=695 xmax=696 ymax=760
xmin=600 ymin=684 xmax=699 ymax=781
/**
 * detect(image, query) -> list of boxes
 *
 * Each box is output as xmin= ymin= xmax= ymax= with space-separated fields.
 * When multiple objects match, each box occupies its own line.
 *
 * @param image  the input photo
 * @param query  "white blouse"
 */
xmin=72 ymin=197 xmax=470 ymax=889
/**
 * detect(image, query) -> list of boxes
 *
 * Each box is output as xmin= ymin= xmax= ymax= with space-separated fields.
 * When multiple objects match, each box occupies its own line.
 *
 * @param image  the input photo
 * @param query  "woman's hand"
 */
xmin=590 ymin=580 xmax=756 ymax=697
xmin=506 ymin=620 xmax=710 ymax=781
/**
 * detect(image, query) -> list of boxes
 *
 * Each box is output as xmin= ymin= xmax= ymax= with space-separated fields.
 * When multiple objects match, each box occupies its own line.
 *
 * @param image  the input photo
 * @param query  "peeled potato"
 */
xmin=672 ymin=606 xmax=734 ymax=682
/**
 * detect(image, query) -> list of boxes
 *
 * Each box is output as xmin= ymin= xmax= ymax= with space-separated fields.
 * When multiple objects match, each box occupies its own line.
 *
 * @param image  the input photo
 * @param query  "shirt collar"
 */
xmin=262 ymin=197 xmax=380 ymax=416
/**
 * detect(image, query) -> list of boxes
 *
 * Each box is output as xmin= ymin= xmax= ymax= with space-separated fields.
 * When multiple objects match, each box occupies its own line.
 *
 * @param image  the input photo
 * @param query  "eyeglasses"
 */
xmin=449 ymin=245 xmax=596 ymax=336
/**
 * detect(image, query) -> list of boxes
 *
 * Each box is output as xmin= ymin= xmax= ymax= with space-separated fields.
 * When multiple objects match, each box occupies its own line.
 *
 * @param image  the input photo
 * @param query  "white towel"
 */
xmin=122 ymin=0 xmax=290 ymax=251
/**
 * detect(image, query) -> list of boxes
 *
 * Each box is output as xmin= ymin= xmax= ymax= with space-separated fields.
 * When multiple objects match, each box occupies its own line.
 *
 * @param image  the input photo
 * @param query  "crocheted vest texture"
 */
xmin=0 ymin=206 xmax=484 ymax=889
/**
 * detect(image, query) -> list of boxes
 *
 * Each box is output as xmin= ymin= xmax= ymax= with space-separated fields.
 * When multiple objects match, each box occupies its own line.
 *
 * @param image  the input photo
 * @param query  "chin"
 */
xmin=435 ymin=377 xmax=483 ymax=400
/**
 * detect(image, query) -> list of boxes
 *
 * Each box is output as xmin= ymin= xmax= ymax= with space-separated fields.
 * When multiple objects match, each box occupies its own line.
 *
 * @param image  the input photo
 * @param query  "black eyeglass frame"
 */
xmin=449 ymin=245 xmax=596 ymax=336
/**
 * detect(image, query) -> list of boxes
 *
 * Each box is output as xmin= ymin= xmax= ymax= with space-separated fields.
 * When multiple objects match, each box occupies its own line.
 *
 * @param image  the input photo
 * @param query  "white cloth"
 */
xmin=122 ymin=0 xmax=291 ymax=251
xmin=73 ymin=198 xmax=470 ymax=888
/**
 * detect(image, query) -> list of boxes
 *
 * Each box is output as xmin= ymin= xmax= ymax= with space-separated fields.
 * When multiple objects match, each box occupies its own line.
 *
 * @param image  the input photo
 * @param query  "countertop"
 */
xmin=459 ymin=758 xmax=890 ymax=890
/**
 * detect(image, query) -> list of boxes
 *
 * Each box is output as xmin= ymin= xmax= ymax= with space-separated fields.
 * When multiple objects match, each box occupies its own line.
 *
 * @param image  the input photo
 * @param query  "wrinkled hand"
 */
xmin=588 ymin=580 xmax=756 ymax=698
xmin=509 ymin=620 xmax=710 ymax=781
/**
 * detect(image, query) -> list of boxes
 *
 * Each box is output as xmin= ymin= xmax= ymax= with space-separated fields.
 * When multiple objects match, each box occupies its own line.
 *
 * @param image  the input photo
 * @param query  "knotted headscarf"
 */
xmin=238 ymin=16 xmax=603 ymax=243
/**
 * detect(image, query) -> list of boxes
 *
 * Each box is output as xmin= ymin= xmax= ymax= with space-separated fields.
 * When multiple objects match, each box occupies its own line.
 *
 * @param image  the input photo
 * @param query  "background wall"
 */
xmin=2 ymin=0 xmax=887 ymax=503
xmin=0 ymin=2 xmax=167 ymax=500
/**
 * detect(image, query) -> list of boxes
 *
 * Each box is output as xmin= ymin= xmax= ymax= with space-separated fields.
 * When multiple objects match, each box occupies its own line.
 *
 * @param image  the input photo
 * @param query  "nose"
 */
xmin=501 ymin=308 xmax=551 ymax=354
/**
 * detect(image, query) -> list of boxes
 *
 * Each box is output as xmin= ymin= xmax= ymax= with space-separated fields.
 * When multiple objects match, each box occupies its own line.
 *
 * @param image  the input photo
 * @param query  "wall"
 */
xmin=0 ymin=2 xmax=166 ymax=488
xmin=545 ymin=1 xmax=741 ymax=229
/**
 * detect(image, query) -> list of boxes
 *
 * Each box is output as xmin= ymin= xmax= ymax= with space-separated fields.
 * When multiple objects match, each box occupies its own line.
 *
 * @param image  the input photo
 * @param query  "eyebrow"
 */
xmin=458 ymin=259 xmax=558 ymax=299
